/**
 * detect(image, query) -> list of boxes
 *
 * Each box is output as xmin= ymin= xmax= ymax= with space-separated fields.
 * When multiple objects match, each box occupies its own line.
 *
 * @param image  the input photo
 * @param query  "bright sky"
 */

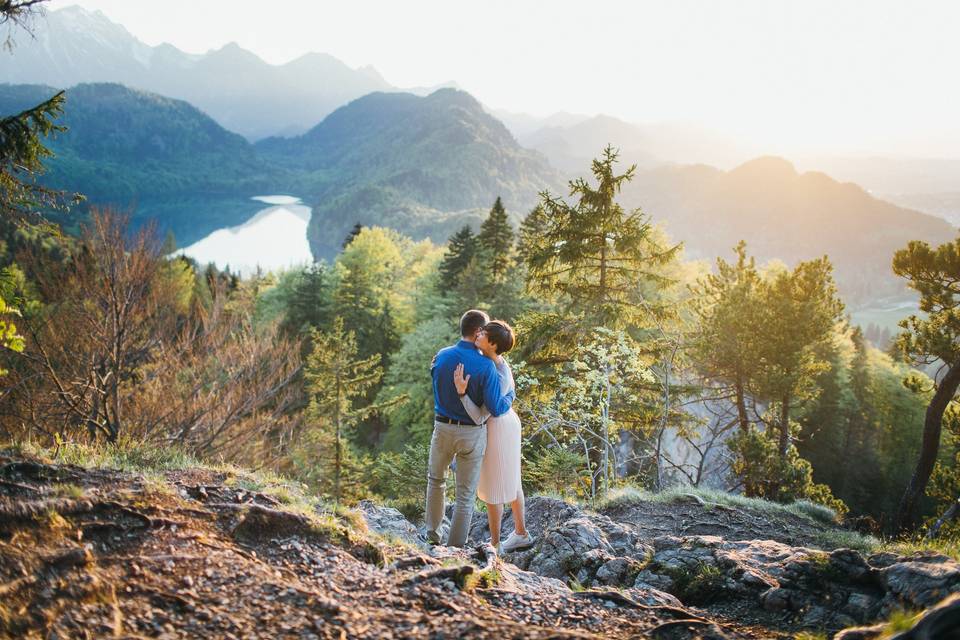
xmin=45 ymin=0 xmax=960 ymax=157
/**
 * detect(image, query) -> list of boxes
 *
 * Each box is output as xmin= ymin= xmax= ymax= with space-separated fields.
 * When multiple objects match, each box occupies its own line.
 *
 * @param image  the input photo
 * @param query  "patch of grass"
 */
xmin=793 ymin=632 xmax=827 ymax=640
xmin=51 ymin=483 xmax=85 ymax=499
xmin=880 ymin=536 xmax=960 ymax=562
xmin=463 ymin=566 xmax=501 ymax=591
xmin=814 ymin=528 xmax=880 ymax=553
xmin=567 ymin=575 xmax=587 ymax=592
xmin=661 ymin=561 xmax=725 ymax=605
xmin=38 ymin=436 xmax=199 ymax=473
xmin=787 ymin=500 xmax=839 ymax=525
xmin=880 ymin=608 xmax=921 ymax=636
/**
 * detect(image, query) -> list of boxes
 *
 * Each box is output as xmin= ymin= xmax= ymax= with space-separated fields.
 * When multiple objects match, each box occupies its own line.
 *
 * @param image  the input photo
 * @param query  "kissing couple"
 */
xmin=424 ymin=309 xmax=534 ymax=554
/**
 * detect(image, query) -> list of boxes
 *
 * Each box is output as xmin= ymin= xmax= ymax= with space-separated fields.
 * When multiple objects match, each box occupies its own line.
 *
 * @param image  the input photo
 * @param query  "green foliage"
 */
xmin=378 ymin=317 xmax=458 ymax=449
xmin=754 ymin=256 xmax=845 ymax=459
xmin=890 ymin=234 xmax=960 ymax=530
xmin=525 ymin=145 xmax=680 ymax=329
xmin=728 ymin=423 xmax=848 ymax=516
xmin=0 ymin=279 xmax=24 ymax=375
xmin=657 ymin=561 xmax=725 ymax=605
xmin=476 ymin=196 xmax=514 ymax=288
xmin=926 ymin=403 xmax=960 ymax=537
xmin=523 ymin=447 xmax=590 ymax=499
xmin=370 ymin=442 xmax=431 ymax=520
xmin=688 ymin=241 xmax=762 ymax=432
xmin=300 ymin=317 xmax=404 ymax=503
xmin=0 ymin=88 xmax=77 ymax=222
xmin=894 ymin=238 xmax=960 ymax=365
xmin=438 ymin=225 xmax=475 ymax=292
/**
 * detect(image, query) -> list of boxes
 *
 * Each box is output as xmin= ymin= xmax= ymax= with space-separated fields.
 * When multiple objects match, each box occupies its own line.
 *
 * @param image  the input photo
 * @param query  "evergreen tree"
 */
xmin=516 ymin=204 xmax=545 ymax=266
xmin=688 ymin=241 xmax=763 ymax=433
xmin=525 ymin=145 xmax=681 ymax=329
xmin=0 ymin=0 xmax=72 ymax=372
xmin=342 ymin=222 xmax=364 ymax=249
xmin=753 ymin=256 xmax=845 ymax=466
xmin=476 ymin=196 xmax=514 ymax=287
xmin=438 ymin=225 xmax=475 ymax=292
xmin=281 ymin=262 xmax=334 ymax=338
xmin=303 ymin=317 xmax=402 ymax=503
xmin=893 ymin=236 xmax=960 ymax=531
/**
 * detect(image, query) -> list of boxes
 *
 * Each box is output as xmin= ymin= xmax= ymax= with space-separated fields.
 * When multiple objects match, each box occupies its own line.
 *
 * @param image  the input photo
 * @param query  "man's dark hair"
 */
xmin=484 ymin=320 xmax=515 ymax=354
xmin=460 ymin=309 xmax=489 ymax=338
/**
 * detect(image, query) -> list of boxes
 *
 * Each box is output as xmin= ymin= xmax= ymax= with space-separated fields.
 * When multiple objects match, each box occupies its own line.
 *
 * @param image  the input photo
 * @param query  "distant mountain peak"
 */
xmin=425 ymin=87 xmax=482 ymax=109
xmin=730 ymin=156 xmax=799 ymax=180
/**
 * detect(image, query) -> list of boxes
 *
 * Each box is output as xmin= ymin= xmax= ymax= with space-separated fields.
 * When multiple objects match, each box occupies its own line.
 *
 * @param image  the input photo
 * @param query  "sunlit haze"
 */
xmin=39 ymin=0 xmax=960 ymax=157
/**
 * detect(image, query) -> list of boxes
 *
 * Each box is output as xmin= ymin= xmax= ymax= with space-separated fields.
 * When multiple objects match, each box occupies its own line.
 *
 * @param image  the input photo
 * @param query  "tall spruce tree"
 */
xmin=476 ymin=196 xmax=514 ymax=287
xmin=526 ymin=145 xmax=680 ymax=328
xmin=516 ymin=204 xmax=545 ymax=266
xmin=281 ymin=262 xmax=334 ymax=338
xmin=0 ymin=0 xmax=75 ymax=373
xmin=438 ymin=225 xmax=475 ymax=292
xmin=303 ymin=317 xmax=402 ymax=504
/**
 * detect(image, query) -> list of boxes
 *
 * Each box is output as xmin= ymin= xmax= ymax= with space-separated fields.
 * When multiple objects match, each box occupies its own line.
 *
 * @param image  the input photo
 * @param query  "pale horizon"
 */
xmin=36 ymin=0 xmax=960 ymax=159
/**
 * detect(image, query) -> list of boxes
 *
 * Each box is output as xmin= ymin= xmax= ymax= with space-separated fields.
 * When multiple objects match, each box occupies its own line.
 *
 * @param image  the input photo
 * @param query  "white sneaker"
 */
xmin=501 ymin=531 xmax=534 ymax=552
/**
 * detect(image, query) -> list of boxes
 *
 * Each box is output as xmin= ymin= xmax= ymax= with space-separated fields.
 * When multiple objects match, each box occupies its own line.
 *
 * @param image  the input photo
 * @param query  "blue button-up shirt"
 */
xmin=432 ymin=340 xmax=514 ymax=423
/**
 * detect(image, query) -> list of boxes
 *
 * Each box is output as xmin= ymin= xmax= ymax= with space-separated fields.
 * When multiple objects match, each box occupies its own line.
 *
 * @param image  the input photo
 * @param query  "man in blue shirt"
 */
xmin=424 ymin=309 xmax=514 ymax=546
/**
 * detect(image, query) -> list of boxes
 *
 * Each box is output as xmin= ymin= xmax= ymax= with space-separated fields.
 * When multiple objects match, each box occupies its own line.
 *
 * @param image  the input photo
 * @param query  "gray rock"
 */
xmin=759 ymin=587 xmax=792 ymax=612
xmin=881 ymin=560 xmax=960 ymax=608
xmin=634 ymin=569 xmax=674 ymax=592
xmin=526 ymin=516 xmax=608 ymax=579
xmin=830 ymin=548 xmax=876 ymax=584
xmin=595 ymin=557 xmax=632 ymax=586
xmin=357 ymin=500 xmax=419 ymax=542
xmin=624 ymin=587 xmax=682 ymax=607
xmin=844 ymin=592 xmax=880 ymax=620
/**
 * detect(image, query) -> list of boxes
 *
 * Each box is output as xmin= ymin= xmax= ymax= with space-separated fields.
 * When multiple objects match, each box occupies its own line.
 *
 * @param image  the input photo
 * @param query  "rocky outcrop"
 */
xmin=459 ymin=496 xmax=960 ymax=635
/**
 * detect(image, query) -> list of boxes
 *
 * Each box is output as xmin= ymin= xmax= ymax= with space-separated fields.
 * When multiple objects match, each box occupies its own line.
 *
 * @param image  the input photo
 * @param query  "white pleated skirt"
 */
xmin=477 ymin=408 xmax=522 ymax=505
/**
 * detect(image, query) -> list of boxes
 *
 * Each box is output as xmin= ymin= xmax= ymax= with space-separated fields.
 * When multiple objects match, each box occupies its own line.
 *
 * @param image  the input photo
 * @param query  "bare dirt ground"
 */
xmin=0 ymin=453 xmax=766 ymax=640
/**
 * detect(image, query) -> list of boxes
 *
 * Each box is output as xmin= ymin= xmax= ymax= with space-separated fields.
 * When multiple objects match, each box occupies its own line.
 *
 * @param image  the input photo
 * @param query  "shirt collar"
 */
xmin=457 ymin=339 xmax=476 ymax=349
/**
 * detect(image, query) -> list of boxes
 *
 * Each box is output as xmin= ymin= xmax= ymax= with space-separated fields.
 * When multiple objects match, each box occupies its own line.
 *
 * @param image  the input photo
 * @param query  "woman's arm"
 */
xmin=454 ymin=363 xmax=490 ymax=424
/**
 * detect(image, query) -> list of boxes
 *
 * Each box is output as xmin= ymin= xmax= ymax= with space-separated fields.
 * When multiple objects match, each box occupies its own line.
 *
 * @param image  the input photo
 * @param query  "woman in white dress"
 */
xmin=453 ymin=320 xmax=534 ymax=554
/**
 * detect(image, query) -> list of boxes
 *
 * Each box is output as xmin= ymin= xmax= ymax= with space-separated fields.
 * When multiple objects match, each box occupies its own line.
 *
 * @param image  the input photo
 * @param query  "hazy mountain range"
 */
xmin=1 ymin=5 xmax=393 ymax=140
xmin=2 ymin=5 xmax=957 ymax=307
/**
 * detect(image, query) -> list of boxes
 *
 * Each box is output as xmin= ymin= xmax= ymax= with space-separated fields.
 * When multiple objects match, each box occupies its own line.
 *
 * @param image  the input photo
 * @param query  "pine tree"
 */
xmin=893 ymin=236 xmax=960 ymax=531
xmin=476 ymin=196 xmax=514 ymax=287
xmin=688 ymin=241 xmax=763 ymax=433
xmin=303 ymin=317 xmax=403 ymax=503
xmin=0 ymin=0 xmax=72 ymax=372
xmin=753 ymin=256 xmax=845 ymax=465
xmin=438 ymin=225 xmax=475 ymax=291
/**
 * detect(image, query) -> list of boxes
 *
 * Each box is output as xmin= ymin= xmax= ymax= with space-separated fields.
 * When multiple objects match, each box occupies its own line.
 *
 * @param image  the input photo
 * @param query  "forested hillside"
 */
xmin=619 ymin=156 xmax=957 ymax=303
xmin=257 ymin=88 xmax=562 ymax=259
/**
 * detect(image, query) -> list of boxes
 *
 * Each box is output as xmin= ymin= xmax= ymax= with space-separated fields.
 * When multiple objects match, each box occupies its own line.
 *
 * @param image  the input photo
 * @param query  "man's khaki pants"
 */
xmin=424 ymin=420 xmax=486 ymax=547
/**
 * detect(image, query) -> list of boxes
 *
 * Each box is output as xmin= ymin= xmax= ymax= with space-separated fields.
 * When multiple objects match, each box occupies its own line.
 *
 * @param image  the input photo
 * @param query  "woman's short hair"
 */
xmin=460 ymin=309 xmax=490 ymax=337
xmin=483 ymin=320 xmax=515 ymax=354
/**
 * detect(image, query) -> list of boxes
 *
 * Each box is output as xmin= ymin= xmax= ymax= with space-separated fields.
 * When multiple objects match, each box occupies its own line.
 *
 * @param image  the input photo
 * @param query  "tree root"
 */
xmin=387 ymin=555 xmax=441 ymax=572
xmin=573 ymin=590 xmax=708 ymax=622
xmin=401 ymin=564 xmax=475 ymax=586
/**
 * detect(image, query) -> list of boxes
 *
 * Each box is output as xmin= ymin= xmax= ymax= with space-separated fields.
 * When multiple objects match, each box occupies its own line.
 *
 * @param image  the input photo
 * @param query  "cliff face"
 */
xmin=1 ymin=451 xmax=957 ymax=639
